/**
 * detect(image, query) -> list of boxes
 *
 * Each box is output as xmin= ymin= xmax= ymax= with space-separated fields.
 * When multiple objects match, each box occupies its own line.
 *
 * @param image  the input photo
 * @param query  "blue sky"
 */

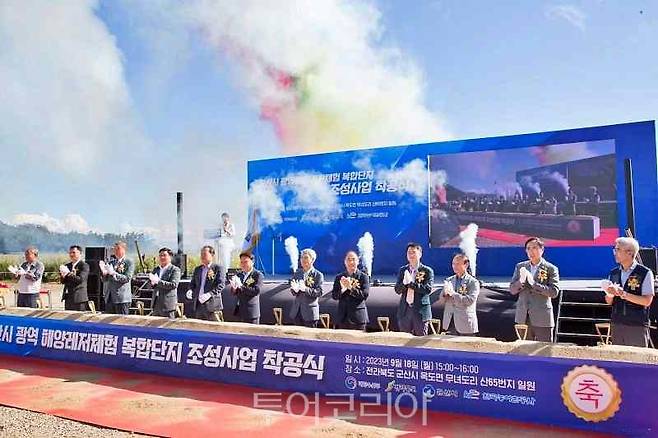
xmin=1 ymin=0 xmax=656 ymax=247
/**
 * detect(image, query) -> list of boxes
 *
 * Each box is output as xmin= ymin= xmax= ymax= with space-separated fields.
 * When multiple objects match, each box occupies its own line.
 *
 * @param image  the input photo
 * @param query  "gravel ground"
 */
xmin=0 ymin=405 xmax=153 ymax=438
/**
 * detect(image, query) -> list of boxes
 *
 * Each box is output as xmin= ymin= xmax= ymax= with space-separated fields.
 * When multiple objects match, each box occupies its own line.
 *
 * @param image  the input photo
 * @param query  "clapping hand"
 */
xmin=403 ymin=270 xmax=413 ymax=285
xmin=519 ymin=267 xmax=534 ymax=286
xmin=148 ymin=273 xmax=159 ymax=285
xmin=231 ymin=275 xmax=243 ymax=290
xmin=59 ymin=265 xmax=70 ymax=277
xmin=519 ymin=266 xmax=528 ymax=283
xmin=443 ymin=280 xmax=454 ymax=296
xmin=339 ymin=276 xmax=351 ymax=292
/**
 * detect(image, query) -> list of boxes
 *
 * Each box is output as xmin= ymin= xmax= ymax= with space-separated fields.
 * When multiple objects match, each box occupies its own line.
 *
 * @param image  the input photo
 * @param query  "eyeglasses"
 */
xmin=612 ymin=247 xmax=629 ymax=253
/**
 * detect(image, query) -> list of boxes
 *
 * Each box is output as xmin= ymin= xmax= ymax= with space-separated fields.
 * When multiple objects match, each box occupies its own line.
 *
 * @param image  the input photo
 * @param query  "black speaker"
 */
xmin=639 ymin=248 xmax=658 ymax=275
xmin=85 ymin=246 xmax=110 ymax=311
xmin=173 ymin=253 xmax=188 ymax=278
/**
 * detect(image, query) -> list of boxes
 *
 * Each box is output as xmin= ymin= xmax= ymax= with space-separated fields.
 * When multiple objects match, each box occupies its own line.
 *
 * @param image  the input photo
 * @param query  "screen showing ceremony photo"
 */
xmin=428 ymin=139 xmax=617 ymax=248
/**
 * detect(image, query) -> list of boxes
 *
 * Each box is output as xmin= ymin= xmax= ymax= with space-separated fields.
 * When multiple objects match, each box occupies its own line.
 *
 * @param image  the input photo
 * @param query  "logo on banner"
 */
xmin=463 ymin=389 xmax=480 ymax=400
xmin=561 ymin=365 xmax=621 ymax=422
xmin=422 ymin=384 xmax=436 ymax=399
xmin=344 ymin=376 xmax=357 ymax=390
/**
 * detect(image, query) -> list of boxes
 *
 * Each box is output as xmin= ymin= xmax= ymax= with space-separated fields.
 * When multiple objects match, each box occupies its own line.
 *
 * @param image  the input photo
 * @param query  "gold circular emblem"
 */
xmin=561 ymin=365 xmax=621 ymax=422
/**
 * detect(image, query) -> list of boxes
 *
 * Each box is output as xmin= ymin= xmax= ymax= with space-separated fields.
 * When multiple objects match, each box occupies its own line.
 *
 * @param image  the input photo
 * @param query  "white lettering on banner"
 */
xmin=185 ymin=343 xmax=258 ymax=372
xmin=262 ymin=349 xmax=326 ymax=380
xmin=39 ymin=329 xmax=118 ymax=356
xmin=482 ymin=392 xmax=537 ymax=406
xmin=121 ymin=336 xmax=182 ymax=363
xmin=331 ymin=181 xmax=373 ymax=195
xmin=15 ymin=326 xmax=39 ymax=346
xmin=345 ymin=353 xmax=540 ymax=405
xmin=0 ymin=325 xmax=13 ymax=343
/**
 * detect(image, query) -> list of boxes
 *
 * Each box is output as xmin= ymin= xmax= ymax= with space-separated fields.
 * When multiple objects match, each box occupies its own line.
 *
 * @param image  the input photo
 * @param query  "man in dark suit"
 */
xmin=60 ymin=245 xmax=89 ymax=311
xmin=150 ymin=247 xmax=181 ymax=319
xmin=186 ymin=245 xmax=226 ymax=321
xmin=331 ymin=250 xmax=369 ymax=331
xmin=289 ymin=248 xmax=325 ymax=328
xmin=227 ymin=252 xmax=262 ymax=324
xmin=394 ymin=242 xmax=434 ymax=336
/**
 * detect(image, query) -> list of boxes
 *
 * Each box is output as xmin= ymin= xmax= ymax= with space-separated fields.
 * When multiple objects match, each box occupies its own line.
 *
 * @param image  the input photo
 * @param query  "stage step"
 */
xmin=559 ymin=301 xmax=610 ymax=307
xmin=558 ymin=316 xmax=610 ymax=322
xmin=556 ymin=332 xmax=603 ymax=338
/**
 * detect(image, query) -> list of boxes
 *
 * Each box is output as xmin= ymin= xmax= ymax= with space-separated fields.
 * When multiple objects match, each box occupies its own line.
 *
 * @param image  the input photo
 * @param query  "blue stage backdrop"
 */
xmin=246 ymin=121 xmax=657 ymax=277
xmin=0 ymin=315 xmax=656 ymax=437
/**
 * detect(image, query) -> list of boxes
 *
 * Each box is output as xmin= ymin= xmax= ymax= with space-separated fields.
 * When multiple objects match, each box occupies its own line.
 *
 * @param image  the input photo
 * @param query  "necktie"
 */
xmin=198 ymin=266 xmax=208 ymax=301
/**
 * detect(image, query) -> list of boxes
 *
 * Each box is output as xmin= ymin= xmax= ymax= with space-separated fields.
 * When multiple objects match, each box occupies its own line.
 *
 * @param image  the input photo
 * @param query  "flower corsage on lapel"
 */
xmin=627 ymin=276 xmax=640 ymax=291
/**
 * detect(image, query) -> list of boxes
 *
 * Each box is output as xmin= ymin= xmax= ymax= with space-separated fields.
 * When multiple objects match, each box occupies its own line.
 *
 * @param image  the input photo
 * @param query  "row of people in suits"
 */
xmin=11 ymin=236 xmax=654 ymax=348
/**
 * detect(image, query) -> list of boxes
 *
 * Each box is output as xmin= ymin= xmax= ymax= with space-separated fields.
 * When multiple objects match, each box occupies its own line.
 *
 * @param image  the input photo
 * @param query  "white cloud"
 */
xmin=545 ymin=4 xmax=587 ymax=31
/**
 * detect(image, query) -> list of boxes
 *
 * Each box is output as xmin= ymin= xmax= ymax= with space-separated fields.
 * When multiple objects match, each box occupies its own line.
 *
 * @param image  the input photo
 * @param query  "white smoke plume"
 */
xmin=543 ymin=171 xmax=570 ymax=196
xmin=376 ymin=158 xmax=447 ymax=203
xmin=494 ymin=182 xmax=523 ymax=200
xmin=284 ymin=236 xmax=299 ymax=273
xmin=0 ymin=0 xmax=144 ymax=174
xmin=459 ymin=223 xmax=479 ymax=277
xmin=179 ymin=0 xmax=449 ymax=154
xmin=286 ymin=172 xmax=341 ymax=223
xmin=520 ymin=176 xmax=541 ymax=195
xmin=248 ymin=179 xmax=284 ymax=226
xmin=357 ymin=232 xmax=374 ymax=276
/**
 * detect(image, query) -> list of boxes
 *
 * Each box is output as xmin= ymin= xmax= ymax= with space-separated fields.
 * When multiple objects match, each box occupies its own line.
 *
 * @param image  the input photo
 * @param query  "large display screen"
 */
xmin=428 ymin=139 xmax=617 ymax=248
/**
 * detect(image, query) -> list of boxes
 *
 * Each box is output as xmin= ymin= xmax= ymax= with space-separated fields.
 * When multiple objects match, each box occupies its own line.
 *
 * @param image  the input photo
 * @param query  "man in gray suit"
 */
xmin=228 ymin=252 xmax=262 ymax=324
xmin=510 ymin=237 xmax=560 ymax=342
xmin=150 ymin=247 xmax=181 ymax=319
xmin=100 ymin=241 xmax=134 ymax=315
xmin=289 ymin=248 xmax=325 ymax=328
xmin=440 ymin=253 xmax=479 ymax=335
xmin=186 ymin=245 xmax=226 ymax=321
